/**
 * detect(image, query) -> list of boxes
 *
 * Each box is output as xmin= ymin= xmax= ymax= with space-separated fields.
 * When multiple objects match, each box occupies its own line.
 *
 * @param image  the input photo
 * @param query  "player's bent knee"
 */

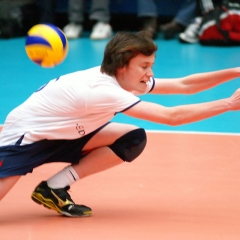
xmin=109 ymin=128 xmax=147 ymax=162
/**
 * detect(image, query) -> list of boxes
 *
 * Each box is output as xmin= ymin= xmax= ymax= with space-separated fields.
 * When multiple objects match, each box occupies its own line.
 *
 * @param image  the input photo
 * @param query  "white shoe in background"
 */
xmin=63 ymin=23 xmax=83 ymax=39
xmin=179 ymin=17 xmax=202 ymax=43
xmin=90 ymin=22 xmax=112 ymax=40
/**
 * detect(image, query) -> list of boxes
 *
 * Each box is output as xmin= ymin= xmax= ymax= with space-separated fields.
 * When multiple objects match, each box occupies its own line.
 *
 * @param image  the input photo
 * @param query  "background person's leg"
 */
xmin=137 ymin=0 xmax=158 ymax=39
xmin=63 ymin=0 xmax=85 ymax=38
xmin=89 ymin=0 xmax=112 ymax=39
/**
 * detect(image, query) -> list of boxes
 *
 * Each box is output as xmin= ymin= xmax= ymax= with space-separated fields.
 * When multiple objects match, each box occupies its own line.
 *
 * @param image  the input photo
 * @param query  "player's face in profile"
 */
xmin=118 ymin=53 xmax=155 ymax=93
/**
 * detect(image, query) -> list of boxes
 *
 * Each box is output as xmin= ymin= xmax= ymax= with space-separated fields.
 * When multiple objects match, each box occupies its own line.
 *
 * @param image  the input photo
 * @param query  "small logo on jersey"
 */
xmin=0 ymin=159 xmax=4 ymax=167
xmin=76 ymin=124 xmax=85 ymax=136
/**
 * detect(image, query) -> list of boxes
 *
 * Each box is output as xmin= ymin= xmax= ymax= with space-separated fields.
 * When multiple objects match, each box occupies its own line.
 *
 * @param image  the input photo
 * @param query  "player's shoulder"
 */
xmin=85 ymin=67 xmax=119 ymax=86
xmin=58 ymin=66 xmax=119 ymax=90
xmin=61 ymin=66 xmax=101 ymax=77
xmin=75 ymin=66 xmax=110 ymax=81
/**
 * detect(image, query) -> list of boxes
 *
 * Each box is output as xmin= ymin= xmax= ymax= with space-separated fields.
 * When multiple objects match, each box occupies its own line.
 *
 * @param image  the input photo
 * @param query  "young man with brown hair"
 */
xmin=0 ymin=31 xmax=240 ymax=217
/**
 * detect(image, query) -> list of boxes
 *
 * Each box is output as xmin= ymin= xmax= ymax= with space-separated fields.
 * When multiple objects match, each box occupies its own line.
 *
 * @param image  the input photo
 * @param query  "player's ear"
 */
xmin=117 ymin=66 xmax=126 ymax=73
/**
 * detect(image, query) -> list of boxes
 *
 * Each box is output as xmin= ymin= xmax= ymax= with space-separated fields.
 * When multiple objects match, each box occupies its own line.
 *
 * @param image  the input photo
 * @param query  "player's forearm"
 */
xmin=168 ymin=98 xmax=232 ymax=126
xmin=182 ymin=67 xmax=240 ymax=94
xmin=125 ymin=89 xmax=240 ymax=125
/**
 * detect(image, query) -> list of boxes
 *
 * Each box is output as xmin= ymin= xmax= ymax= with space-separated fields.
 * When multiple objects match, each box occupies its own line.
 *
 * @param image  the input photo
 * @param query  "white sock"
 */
xmin=47 ymin=166 xmax=79 ymax=189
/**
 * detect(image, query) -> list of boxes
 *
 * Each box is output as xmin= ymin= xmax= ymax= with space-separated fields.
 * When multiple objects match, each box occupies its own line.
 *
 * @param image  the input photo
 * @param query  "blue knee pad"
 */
xmin=109 ymin=128 xmax=147 ymax=162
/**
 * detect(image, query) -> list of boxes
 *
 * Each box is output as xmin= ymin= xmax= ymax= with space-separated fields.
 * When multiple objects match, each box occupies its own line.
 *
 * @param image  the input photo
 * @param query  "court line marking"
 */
xmin=0 ymin=124 xmax=239 ymax=136
xmin=147 ymin=130 xmax=240 ymax=136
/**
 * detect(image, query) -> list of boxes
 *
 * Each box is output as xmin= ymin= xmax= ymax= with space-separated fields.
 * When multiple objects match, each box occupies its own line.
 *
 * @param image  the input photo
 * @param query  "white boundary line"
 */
xmin=0 ymin=124 xmax=239 ymax=136
xmin=146 ymin=130 xmax=240 ymax=136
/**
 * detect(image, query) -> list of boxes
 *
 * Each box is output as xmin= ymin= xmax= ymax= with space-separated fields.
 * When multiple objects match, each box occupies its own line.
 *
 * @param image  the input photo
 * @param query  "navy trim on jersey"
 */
xmin=120 ymin=100 xmax=141 ymax=113
xmin=15 ymin=134 xmax=25 ymax=145
xmin=149 ymin=78 xmax=155 ymax=92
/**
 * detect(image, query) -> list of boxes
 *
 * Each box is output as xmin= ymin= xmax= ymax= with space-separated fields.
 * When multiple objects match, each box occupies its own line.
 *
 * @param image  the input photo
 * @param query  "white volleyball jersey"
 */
xmin=0 ymin=66 xmax=155 ymax=146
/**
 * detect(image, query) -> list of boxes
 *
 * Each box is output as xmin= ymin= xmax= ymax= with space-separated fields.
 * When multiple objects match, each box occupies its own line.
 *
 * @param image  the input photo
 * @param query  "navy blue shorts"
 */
xmin=0 ymin=128 xmax=101 ymax=178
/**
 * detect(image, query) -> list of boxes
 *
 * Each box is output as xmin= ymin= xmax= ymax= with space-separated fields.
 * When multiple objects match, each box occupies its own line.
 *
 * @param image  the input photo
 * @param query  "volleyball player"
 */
xmin=0 ymin=31 xmax=240 ymax=217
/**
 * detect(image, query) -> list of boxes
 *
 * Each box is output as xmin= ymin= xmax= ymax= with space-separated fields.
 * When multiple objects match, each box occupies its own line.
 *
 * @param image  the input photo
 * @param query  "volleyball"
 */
xmin=25 ymin=24 xmax=68 ymax=68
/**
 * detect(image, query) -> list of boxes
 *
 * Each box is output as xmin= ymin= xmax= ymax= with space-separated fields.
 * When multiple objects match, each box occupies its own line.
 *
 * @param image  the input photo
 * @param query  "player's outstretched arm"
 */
xmin=124 ymin=89 xmax=240 ymax=126
xmin=151 ymin=67 xmax=240 ymax=95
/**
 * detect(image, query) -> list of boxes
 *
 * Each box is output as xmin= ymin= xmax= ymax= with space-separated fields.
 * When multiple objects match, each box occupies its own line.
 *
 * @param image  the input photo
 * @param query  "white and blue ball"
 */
xmin=25 ymin=24 xmax=68 ymax=68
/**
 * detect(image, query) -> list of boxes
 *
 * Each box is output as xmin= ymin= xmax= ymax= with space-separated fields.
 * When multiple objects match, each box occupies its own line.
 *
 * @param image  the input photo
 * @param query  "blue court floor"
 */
xmin=0 ymin=32 xmax=240 ymax=134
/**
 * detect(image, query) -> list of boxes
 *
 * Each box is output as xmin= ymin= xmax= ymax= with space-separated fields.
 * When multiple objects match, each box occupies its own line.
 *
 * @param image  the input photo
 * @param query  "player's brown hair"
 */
xmin=101 ymin=31 xmax=158 ymax=76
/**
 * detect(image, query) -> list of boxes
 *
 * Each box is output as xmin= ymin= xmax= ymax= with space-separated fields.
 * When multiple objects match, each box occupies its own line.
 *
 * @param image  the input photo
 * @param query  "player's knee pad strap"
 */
xmin=109 ymin=128 xmax=147 ymax=162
